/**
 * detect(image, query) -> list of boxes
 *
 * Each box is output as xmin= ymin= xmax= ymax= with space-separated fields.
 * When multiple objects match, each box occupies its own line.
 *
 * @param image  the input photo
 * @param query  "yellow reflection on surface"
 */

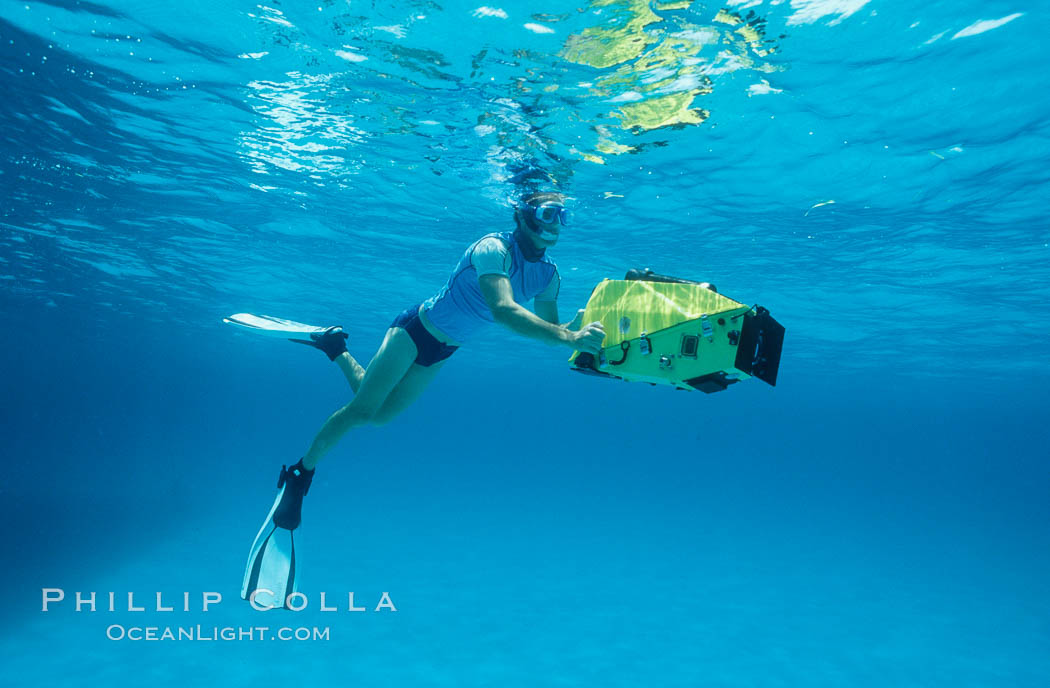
xmin=559 ymin=1 xmax=779 ymax=159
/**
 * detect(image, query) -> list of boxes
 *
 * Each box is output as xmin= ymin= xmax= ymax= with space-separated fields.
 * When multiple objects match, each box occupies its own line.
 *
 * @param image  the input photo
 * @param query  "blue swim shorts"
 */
xmin=390 ymin=304 xmax=459 ymax=367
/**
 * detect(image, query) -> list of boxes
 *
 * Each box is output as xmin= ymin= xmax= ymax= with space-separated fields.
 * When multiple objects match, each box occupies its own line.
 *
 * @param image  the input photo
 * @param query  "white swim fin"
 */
xmin=241 ymin=461 xmax=314 ymax=609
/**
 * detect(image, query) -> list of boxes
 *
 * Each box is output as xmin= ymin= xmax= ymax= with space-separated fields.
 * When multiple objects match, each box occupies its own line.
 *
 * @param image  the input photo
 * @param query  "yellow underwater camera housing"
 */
xmin=570 ymin=269 xmax=784 ymax=393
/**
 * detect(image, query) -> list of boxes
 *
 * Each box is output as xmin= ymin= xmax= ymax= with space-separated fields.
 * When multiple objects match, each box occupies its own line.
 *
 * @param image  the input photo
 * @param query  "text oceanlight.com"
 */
xmin=105 ymin=625 xmax=330 ymax=642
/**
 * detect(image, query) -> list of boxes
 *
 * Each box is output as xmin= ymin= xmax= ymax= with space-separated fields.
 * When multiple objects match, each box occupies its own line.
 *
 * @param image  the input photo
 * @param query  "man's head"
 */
xmin=515 ymin=191 xmax=571 ymax=250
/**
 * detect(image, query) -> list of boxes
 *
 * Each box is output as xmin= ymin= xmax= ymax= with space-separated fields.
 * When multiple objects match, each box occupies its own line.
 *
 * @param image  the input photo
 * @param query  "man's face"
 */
xmin=522 ymin=204 xmax=564 ymax=249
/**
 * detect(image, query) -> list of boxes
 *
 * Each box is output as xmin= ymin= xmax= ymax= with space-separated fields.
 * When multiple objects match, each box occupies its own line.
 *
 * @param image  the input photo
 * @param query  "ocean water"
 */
xmin=2 ymin=0 xmax=1049 ymax=685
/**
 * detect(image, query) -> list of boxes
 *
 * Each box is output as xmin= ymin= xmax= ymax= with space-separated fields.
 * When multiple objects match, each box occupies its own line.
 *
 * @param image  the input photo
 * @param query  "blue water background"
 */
xmin=2 ymin=0 xmax=1049 ymax=685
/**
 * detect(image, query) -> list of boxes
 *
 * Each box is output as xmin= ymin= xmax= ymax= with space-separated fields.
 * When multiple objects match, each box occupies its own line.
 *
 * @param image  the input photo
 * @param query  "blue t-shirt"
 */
xmin=422 ymin=231 xmax=559 ymax=344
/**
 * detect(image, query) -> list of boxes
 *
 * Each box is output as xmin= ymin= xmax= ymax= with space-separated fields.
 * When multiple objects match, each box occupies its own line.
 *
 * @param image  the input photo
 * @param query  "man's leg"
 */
xmin=371 ymin=360 xmax=447 ymax=426
xmin=302 ymin=328 xmax=417 ymax=469
xmin=303 ymin=327 xmax=366 ymax=392
xmin=334 ymin=352 xmax=367 ymax=393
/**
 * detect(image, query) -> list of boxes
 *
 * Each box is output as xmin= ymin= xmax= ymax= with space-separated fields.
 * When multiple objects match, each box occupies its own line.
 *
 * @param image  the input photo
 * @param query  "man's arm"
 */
xmin=535 ymin=300 xmax=585 ymax=330
xmin=534 ymin=299 xmax=559 ymax=325
xmin=479 ymin=274 xmax=604 ymax=353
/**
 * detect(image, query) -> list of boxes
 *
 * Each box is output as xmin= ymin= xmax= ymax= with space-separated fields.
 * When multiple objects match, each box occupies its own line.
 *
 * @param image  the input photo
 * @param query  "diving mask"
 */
xmin=525 ymin=202 xmax=572 ymax=241
xmin=530 ymin=203 xmax=572 ymax=227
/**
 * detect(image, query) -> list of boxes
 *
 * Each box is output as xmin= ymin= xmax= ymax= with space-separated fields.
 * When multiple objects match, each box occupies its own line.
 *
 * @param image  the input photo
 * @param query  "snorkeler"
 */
xmin=242 ymin=192 xmax=606 ymax=606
